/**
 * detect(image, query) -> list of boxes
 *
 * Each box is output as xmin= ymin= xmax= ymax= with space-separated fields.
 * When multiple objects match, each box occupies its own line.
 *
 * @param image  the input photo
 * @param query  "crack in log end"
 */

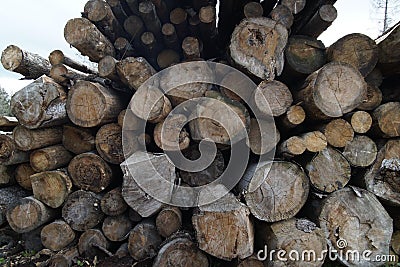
xmin=247 ymin=29 xmax=266 ymax=47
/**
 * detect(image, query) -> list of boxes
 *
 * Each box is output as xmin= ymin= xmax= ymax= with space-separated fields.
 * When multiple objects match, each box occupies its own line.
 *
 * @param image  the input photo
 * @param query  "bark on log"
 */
xmin=279 ymin=0 xmax=306 ymax=14
xmin=101 ymin=187 xmax=128 ymax=216
xmin=240 ymin=161 xmax=309 ymax=222
xmin=64 ymin=18 xmax=115 ymax=62
xmin=253 ymin=80 xmax=293 ymax=117
xmin=364 ymin=139 xmax=400 ymax=206
xmin=346 ymin=111 xmax=373 ymax=134
xmin=155 ymin=206 xmax=182 ymax=238
xmin=300 ymin=131 xmax=327 ymax=153
xmin=279 ymin=105 xmax=306 ymax=129
xmin=1 ymin=45 xmax=51 ymax=79
xmin=14 ymin=163 xmax=35 ymax=190
xmin=102 ymin=214 xmax=132 ymax=241
xmin=151 ymin=0 xmax=169 ymax=24
xmin=162 ymin=23 xmax=181 ymax=51
xmin=10 ymin=76 xmax=68 ymax=129
xmin=277 ymin=136 xmax=306 ymax=158
xmin=306 ymin=147 xmax=351 ymax=193
xmin=257 ymin=218 xmax=327 ymax=266
xmin=192 ymin=190 xmax=254 ymax=260
xmin=41 ymin=220 xmax=76 ymax=251
xmin=98 ymin=56 xmax=119 ymax=81
xmin=13 ymin=125 xmax=62 ymax=152
xmin=170 ymin=8 xmax=189 ymax=41
xmin=62 ymin=125 xmax=95 ymax=154
xmin=62 ymin=190 xmax=104 ymax=231
xmin=48 ymin=246 xmax=79 ymax=267
xmin=78 ymin=229 xmax=111 ymax=259
xmin=376 ymin=22 xmax=400 ymax=77
xmin=31 ymin=170 xmax=73 ymax=208
xmin=342 ymin=135 xmax=377 ymax=168
xmin=68 ymin=152 xmax=113 ymax=193
xmin=327 ymin=33 xmax=378 ymax=77
xmin=114 ymin=37 xmax=136 ymax=58
xmin=296 ymin=62 xmax=367 ymax=119
xmin=96 ymin=123 xmax=124 ymax=164
xmin=270 ymin=5 xmax=294 ymax=29
xmin=322 ymin=119 xmax=354 ymax=148
xmin=317 ymin=187 xmax=393 ymax=267
xmin=48 ymin=50 xmax=97 ymax=75
xmin=153 ymin=114 xmax=190 ymax=151
xmin=106 ymin=0 xmax=129 ymax=27
xmin=243 ymin=2 xmax=264 ymax=18
xmin=116 ymin=56 xmax=156 ymax=91
xmin=0 ymin=134 xmax=30 ymax=165
xmin=199 ymin=6 xmax=218 ymax=57
xmin=6 ymin=196 xmax=56 ymax=233
xmin=140 ymin=31 xmax=161 ymax=68
xmin=30 ymin=145 xmax=73 ymax=172
xmin=139 ymin=1 xmax=162 ymax=39
xmin=67 ymin=80 xmax=126 ymax=128
xmin=128 ymin=220 xmax=163 ymax=261
xmin=358 ymin=84 xmax=382 ymax=111
xmin=49 ymin=64 xmax=87 ymax=87
xmin=298 ymin=4 xmax=337 ymax=38
xmin=230 ymin=17 xmax=288 ymax=80
xmin=372 ymin=102 xmax=400 ymax=138
xmin=247 ymin=118 xmax=280 ymax=155
xmin=125 ymin=0 xmax=140 ymax=15
xmin=0 ymin=186 xmax=30 ymax=226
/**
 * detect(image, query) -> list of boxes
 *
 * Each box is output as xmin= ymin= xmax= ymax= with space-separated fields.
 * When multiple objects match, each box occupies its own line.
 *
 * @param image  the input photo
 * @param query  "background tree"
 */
xmin=371 ymin=0 xmax=400 ymax=33
xmin=0 ymin=85 xmax=12 ymax=116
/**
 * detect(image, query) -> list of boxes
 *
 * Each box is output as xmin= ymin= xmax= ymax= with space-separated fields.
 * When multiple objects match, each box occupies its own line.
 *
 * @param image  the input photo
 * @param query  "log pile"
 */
xmin=1 ymin=0 xmax=400 ymax=266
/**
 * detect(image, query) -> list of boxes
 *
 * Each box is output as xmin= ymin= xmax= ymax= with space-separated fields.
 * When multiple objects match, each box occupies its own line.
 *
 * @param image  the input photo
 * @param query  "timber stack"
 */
xmin=1 ymin=0 xmax=400 ymax=266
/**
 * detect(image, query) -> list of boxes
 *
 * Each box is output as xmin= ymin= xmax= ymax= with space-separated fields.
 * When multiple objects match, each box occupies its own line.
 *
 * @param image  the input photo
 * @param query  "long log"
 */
xmin=10 ymin=76 xmax=68 ymax=129
xmin=48 ymin=246 xmax=79 ymax=267
xmin=48 ymin=50 xmax=97 ymax=74
xmin=30 ymin=145 xmax=73 ymax=172
xmin=139 ymin=1 xmax=162 ymax=39
xmin=67 ymin=80 xmax=126 ymax=127
xmin=123 ymin=15 xmax=145 ymax=43
xmin=41 ymin=220 xmax=76 ymax=252
xmin=0 ymin=134 xmax=30 ymax=165
xmin=13 ymin=125 xmax=62 ymax=152
xmin=162 ymin=23 xmax=181 ymax=51
xmin=114 ymin=37 xmax=136 ymax=58
xmin=1 ymin=45 xmax=51 ymax=79
xmin=62 ymin=125 xmax=95 ymax=154
xmin=298 ymin=4 xmax=337 ymax=38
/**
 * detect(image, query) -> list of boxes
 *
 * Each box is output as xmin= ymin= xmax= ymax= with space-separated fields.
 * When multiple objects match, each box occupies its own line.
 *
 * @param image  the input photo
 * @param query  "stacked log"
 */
xmin=0 ymin=0 xmax=400 ymax=266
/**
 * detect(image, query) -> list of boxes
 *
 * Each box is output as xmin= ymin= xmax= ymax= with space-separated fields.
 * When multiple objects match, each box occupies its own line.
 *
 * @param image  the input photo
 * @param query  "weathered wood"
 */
xmin=230 ymin=17 xmax=288 ymax=80
xmin=68 ymin=152 xmax=112 ymax=193
xmin=114 ymin=37 xmax=136 ymax=58
xmin=116 ymin=56 xmax=156 ymax=90
xmin=244 ymin=2 xmax=263 ymax=18
xmin=240 ymin=161 xmax=309 ymax=222
xmin=78 ymin=229 xmax=111 ymax=259
xmin=139 ymin=1 xmax=162 ymax=39
xmin=258 ymin=218 xmax=327 ymax=266
xmin=123 ymin=15 xmax=145 ymax=44
xmin=342 ymin=135 xmax=377 ymax=168
xmin=372 ymin=102 xmax=400 ymax=138
xmin=30 ymin=145 xmax=73 ymax=172
xmin=14 ymin=164 xmax=34 ymax=191
xmin=253 ymin=80 xmax=293 ymax=117
xmin=182 ymin=36 xmax=201 ymax=59
xmin=48 ymin=246 xmax=79 ymax=267
xmin=376 ymin=22 xmax=400 ymax=77
xmin=365 ymin=68 xmax=383 ymax=88
xmin=364 ymin=139 xmax=400 ymax=206
xmin=0 ymin=116 xmax=18 ymax=131
xmin=170 ymin=8 xmax=189 ymax=41
xmin=64 ymin=18 xmax=115 ymax=62
xmin=101 ymin=187 xmax=128 ymax=216
xmin=279 ymin=0 xmax=306 ymax=14
xmin=0 ymin=134 xmax=30 ymax=165
xmin=237 ymin=256 xmax=264 ymax=267
xmin=31 ymin=170 xmax=73 ymax=208
xmin=279 ymin=105 xmax=306 ymax=129
xmin=153 ymin=235 xmax=209 ymax=266
xmin=327 ymin=33 xmax=378 ymax=77
xmin=0 ymin=164 xmax=15 ymax=186
xmin=322 ymin=119 xmax=354 ymax=148
xmin=247 ymin=118 xmax=280 ymax=155
xmin=151 ymin=0 xmax=169 ymax=24
xmin=298 ymin=4 xmax=337 ymax=38
xmin=157 ymin=49 xmax=180 ymax=69
xmin=98 ymin=55 xmax=119 ymax=81
xmin=1 ymin=45 xmax=51 ymax=79
xmin=318 ymin=187 xmax=393 ymax=266
xmin=358 ymin=84 xmax=383 ymax=111
xmin=199 ymin=5 xmax=217 ymax=57
xmin=48 ymin=50 xmax=97 ymax=75
xmin=301 ymin=131 xmax=327 ymax=153
xmin=62 ymin=190 xmax=104 ymax=231
xmin=62 ymin=125 xmax=95 ymax=154
xmin=11 ymin=76 xmax=68 ymax=129
xmin=392 ymin=231 xmax=400 ymax=255
xmin=306 ymin=147 xmax=351 ymax=193
xmin=346 ymin=111 xmax=373 ymax=134
xmin=296 ymin=62 xmax=367 ymax=119
xmin=102 ymin=214 xmax=132 ymax=241
xmin=193 ymin=190 xmax=254 ymax=260
xmin=96 ymin=123 xmax=124 ymax=164
xmin=162 ymin=23 xmax=181 ymax=51
xmin=125 ymin=0 xmax=140 ymax=15
xmin=270 ymin=5 xmax=294 ymax=29
xmin=140 ymin=31 xmax=161 ymax=67
xmin=67 ymin=80 xmax=126 ymax=127
xmin=277 ymin=136 xmax=306 ymax=158
xmin=7 ymin=196 xmax=56 ymax=233
xmin=128 ymin=220 xmax=163 ymax=261
xmin=41 ymin=220 xmax=76 ymax=251
xmin=13 ymin=126 xmax=62 ymax=152
xmin=154 ymin=114 xmax=190 ymax=151
xmin=49 ymin=64 xmax=87 ymax=86
xmin=106 ymin=0 xmax=129 ymax=26
xmin=0 ymin=186 xmax=30 ymax=226
xmin=155 ymin=206 xmax=182 ymax=237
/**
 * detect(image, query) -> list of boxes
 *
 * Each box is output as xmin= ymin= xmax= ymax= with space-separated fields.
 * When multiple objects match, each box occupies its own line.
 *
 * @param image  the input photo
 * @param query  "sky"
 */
xmin=0 ymin=0 xmax=396 ymax=95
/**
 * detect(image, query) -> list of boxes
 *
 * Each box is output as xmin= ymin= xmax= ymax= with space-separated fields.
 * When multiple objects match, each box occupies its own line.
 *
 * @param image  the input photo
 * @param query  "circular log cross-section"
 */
xmin=301 ymin=131 xmax=327 ymax=153
xmin=128 ymin=221 xmax=163 ymax=261
xmin=306 ymin=147 xmax=351 ymax=193
xmin=96 ymin=123 xmax=124 ymax=164
xmin=102 ymin=214 xmax=132 ymax=242
xmin=244 ymin=161 xmax=309 ymax=222
xmin=230 ymin=17 xmax=288 ymax=80
xmin=100 ymin=187 xmax=128 ymax=216
xmin=67 ymin=80 xmax=126 ymax=128
xmin=68 ymin=152 xmax=112 ymax=193
xmin=153 ymin=114 xmax=190 ymax=151
xmin=155 ymin=206 xmax=182 ymax=238
xmin=327 ymin=33 xmax=378 ymax=77
xmin=278 ymin=136 xmax=306 ymax=158
xmin=41 ymin=220 xmax=76 ymax=251
xmin=244 ymin=2 xmax=264 ymax=18
xmin=349 ymin=111 xmax=373 ymax=134
xmin=323 ymin=119 xmax=354 ymax=148
xmin=372 ymin=102 xmax=400 ymax=138
xmin=247 ymin=118 xmax=280 ymax=155
xmin=270 ymin=5 xmax=294 ymax=29
xmin=342 ymin=135 xmax=377 ymax=168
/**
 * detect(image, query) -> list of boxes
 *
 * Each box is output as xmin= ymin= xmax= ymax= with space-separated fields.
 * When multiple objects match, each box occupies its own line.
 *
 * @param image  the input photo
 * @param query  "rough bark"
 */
xmin=6 ymin=196 xmax=56 ymax=233
xmin=30 ymin=145 xmax=73 ymax=172
xmin=62 ymin=190 xmax=104 ymax=231
xmin=62 ymin=125 xmax=95 ymax=154
xmin=116 ymin=56 xmax=156 ymax=91
xmin=102 ymin=214 xmax=132 ymax=241
xmin=64 ymin=18 xmax=115 ymax=62
xmin=0 ymin=134 xmax=30 ymax=165
xmin=128 ymin=220 xmax=163 ymax=261
xmin=372 ymin=102 xmax=400 ymax=138
xmin=68 ymin=152 xmax=113 ymax=193
xmin=13 ymin=125 xmax=62 ymax=151
xmin=67 ymin=80 xmax=126 ymax=127
xmin=13 ymin=163 xmax=34 ymax=191
xmin=31 ymin=170 xmax=73 ymax=208
xmin=49 ymin=64 xmax=87 ymax=87
xmin=298 ymin=4 xmax=337 ymax=38
xmin=139 ymin=1 xmax=162 ymax=39
xmin=41 ymin=220 xmax=76 ymax=251
xmin=230 ymin=17 xmax=288 ymax=80
xmin=101 ymin=187 xmax=128 ymax=216
xmin=1 ymin=45 xmax=51 ymax=79
xmin=155 ymin=206 xmax=182 ymax=238
xmin=96 ymin=123 xmax=124 ymax=164
xmin=48 ymin=49 xmax=97 ymax=74
xmin=48 ymin=246 xmax=79 ymax=267
xmin=10 ymin=76 xmax=68 ymax=129
xmin=162 ymin=23 xmax=181 ymax=51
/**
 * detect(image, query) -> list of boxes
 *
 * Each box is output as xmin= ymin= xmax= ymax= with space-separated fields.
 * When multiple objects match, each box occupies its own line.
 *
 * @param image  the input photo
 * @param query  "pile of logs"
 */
xmin=1 ymin=0 xmax=400 ymax=266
